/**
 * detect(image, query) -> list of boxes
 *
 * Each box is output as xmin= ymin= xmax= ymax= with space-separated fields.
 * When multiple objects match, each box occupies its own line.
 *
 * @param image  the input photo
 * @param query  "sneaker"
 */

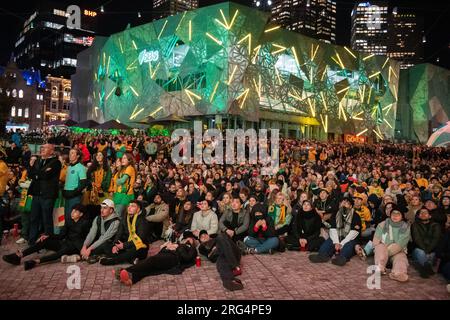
xmin=245 ymin=247 xmax=256 ymax=255
xmin=309 ymin=254 xmax=330 ymax=263
xmin=389 ymin=272 xmax=408 ymax=282
xmin=232 ymin=266 xmax=242 ymax=276
xmin=424 ymin=262 xmax=435 ymax=276
xmin=119 ymin=269 xmax=133 ymax=286
xmin=61 ymin=255 xmax=81 ymax=263
xmin=331 ymin=256 xmax=347 ymax=266
xmin=112 ymin=268 xmax=123 ymax=281
xmin=87 ymin=255 xmax=100 ymax=264
xmin=268 ymin=249 xmax=274 ymax=255
xmin=223 ymin=278 xmax=244 ymax=291
xmin=100 ymin=257 xmax=117 ymax=266
xmin=15 ymin=238 xmax=27 ymax=245
xmin=355 ymin=245 xmax=367 ymax=261
xmin=2 ymin=253 xmax=21 ymax=266
xmin=24 ymin=260 xmax=37 ymax=271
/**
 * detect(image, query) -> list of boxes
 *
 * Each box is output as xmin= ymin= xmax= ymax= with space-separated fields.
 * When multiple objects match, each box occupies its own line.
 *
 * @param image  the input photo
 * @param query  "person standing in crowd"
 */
xmin=63 ymin=148 xmax=87 ymax=225
xmin=0 ymin=147 xmax=11 ymax=236
xmin=113 ymin=153 xmax=136 ymax=218
xmin=411 ymin=207 xmax=441 ymax=278
xmin=28 ymin=144 xmax=62 ymax=245
xmin=372 ymin=205 xmax=411 ymax=282
xmin=100 ymin=200 xmax=149 ymax=265
xmin=85 ymin=152 xmax=112 ymax=220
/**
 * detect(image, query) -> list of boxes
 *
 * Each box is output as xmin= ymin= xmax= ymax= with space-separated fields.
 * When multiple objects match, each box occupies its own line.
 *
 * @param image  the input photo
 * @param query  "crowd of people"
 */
xmin=0 ymin=128 xmax=450 ymax=293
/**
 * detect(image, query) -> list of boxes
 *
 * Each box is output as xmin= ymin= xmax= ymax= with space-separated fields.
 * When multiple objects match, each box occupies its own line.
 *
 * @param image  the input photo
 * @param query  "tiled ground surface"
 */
xmin=0 ymin=237 xmax=448 ymax=300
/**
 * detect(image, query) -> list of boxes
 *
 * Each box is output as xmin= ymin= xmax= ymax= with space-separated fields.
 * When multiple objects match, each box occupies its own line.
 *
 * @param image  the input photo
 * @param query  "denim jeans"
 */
xmin=412 ymin=248 xmax=435 ymax=267
xmin=244 ymin=236 xmax=279 ymax=253
xmin=318 ymin=238 xmax=357 ymax=260
xmin=29 ymin=196 xmax=56 ymax=244
xmin=64 ymin=195 xmax=81 ymax=226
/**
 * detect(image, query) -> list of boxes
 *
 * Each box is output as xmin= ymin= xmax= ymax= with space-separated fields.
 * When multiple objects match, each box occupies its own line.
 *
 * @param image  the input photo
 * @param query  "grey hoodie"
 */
xmin=83 ymin=212 xmax=120 ymax=250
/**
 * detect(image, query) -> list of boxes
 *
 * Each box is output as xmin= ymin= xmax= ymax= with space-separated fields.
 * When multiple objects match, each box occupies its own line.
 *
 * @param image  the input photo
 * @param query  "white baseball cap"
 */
xmin=101 ymin=199 xmax=115 ymax=210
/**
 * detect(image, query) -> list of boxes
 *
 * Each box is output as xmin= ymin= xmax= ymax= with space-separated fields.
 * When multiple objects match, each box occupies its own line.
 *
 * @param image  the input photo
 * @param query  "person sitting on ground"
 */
xmin=80 ymin=199 xmax=121 ymax=264
xmin=353 ymin=193 xmax=372 ymax=239
xmin=113 ymin=230 xmax=197 ymax=286
xmin=309 ymin=197 xmax=361 ymax=266
xmin=191 ymin=200 xmax=218 ymax=238
xmin=100 ymin=200 xmax=149 ymax=266
xmin=286 ymin=200 xmax=324 ymax=252
xmin=219 ymin=197 xmax=250 ymax=243
xmin=268 ymin=192 xmax=292 ymax=251
xmin=145 ymin=194 xmax=170 ymax=242
xmin=198 ymin=230 xmax=244 ymax=291
xmin=373 ymin=205 xmax=411 ymax=282
xmin=411 ymin=207 xmax=442 ymax=278
xmin=2 ymin=204 xmax=90 ymax=270
xmin=243 ymin=203 xmax=279 ymax=254
xmin=436 ymin=224 xmax=450 ymax=293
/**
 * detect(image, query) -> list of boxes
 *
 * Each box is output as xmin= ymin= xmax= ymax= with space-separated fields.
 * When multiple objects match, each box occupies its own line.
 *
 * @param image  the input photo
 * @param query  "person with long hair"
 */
xmin=243 ymin=203 xmax=278 ymax=254
xmin=287 ymin=200 xmax=324 ymax=252
xmin=113 ymin=153 xmax=136 ymax=218
xmin=86 ymin=152 xmax=112 ymax=220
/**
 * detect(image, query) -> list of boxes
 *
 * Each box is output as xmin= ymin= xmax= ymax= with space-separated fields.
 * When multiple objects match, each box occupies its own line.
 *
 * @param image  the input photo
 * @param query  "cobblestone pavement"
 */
xmin=0 ymin=238 xmax=448 ymax=300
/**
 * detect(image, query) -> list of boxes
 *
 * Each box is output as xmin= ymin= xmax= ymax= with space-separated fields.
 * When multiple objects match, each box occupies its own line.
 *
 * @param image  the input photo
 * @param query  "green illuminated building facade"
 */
xmin=72 ymin=2 xmax=400 ymax=140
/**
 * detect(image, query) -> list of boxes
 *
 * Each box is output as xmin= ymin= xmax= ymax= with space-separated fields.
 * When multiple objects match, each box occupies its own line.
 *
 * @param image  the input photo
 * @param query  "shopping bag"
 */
xmin=53 ymin=192 xmax=65 ymax=227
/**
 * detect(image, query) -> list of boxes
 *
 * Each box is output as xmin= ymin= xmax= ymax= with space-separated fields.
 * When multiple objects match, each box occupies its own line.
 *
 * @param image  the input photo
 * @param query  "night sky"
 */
xmin=0 ymin=0 xmax=449 ymax=68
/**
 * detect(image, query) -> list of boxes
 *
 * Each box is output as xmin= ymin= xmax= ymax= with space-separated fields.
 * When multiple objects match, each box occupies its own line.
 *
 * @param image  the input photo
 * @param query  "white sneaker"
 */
xmin=61 ymin=254 xmax=81 ymax=263
xmin=15 ymin=238 xmax=27 ymax=244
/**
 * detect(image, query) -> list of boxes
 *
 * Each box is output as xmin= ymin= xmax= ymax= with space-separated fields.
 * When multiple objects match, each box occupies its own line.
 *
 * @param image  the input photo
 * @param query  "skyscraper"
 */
xmin=152 ymin=0 xmax=199 ymax=21
xmin=351 ymin=2 xmax=424 ymax=69
xmin=254 ymin=0 xmax=336 ymax=43
xmin=388 ymin=8 xmax=424 ymax=69
xmin=351 ymin=1 xmax=389 ymax=56
xmin=13 ymin=1 xmax=97 ymax=79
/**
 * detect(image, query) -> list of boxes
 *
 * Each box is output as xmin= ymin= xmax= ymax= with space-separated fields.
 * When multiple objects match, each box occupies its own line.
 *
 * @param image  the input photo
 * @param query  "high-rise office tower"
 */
xmin=152 ymin=0 xmax=199 ymax=21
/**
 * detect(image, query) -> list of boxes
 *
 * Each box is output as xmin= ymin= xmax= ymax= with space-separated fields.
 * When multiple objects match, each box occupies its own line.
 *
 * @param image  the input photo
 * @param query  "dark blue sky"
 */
xmin=0 ymin=0 xmax=449 ymax=68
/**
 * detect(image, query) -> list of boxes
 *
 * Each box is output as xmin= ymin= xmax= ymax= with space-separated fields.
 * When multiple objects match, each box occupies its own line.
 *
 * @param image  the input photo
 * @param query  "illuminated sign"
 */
xmin=138 ymin=49 xmax=159 ymax=65
xmin=84 ymin=10 xmax=97 ymax=17
xmin=344 ymin=134 xmax=366 ymax=144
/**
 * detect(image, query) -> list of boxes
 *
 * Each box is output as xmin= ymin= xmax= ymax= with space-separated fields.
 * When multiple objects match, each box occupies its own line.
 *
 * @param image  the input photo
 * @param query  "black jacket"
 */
xmin=55 ymin=218 xmax=91 ymax=251
xmin=411 ymin=220 xmax=442 ymax=253
xmin=114 ymin=212 xmax=150 ymax=250
xmin=290 ymin=209 xmax=322 ymax=242
xmin=248 ymin=215 xmax=277 ymax=239
xmin=28 ymin=156 xmax=62 ymax=199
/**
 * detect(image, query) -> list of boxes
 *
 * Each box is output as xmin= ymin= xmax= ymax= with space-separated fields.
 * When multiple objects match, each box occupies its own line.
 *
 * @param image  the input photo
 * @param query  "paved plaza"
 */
xmin=0 ymin=238 xmax=448 ymax=300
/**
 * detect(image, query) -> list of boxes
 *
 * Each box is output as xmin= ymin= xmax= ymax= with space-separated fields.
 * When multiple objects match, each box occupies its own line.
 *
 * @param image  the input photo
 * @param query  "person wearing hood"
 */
xmin=411 ymin=207 xmax=442 ymax=278
xmin=81 ymin=199 xmax=121 ymax=264
xmin=286 ymin=200 xmax=324 ymax=252
xmin=145 ymin=194 xmax=170 ymax=242
xmin=373 ymin=205 xmax=411 ymax=282
xmin=243 ymin=203 xmax=278 ymax=254
xmin=424 ymin=199 xmax=447 ymax=233
xmin=309 ymin=197 xmax=362 ymax=266
xmin=367 ymin=194 xmax=382 ymax=227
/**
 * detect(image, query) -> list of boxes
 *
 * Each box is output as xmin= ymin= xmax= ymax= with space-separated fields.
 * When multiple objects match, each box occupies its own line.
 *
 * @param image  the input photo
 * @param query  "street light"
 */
xmin=138 ymin=12 xmax=142 ymax=18
xmin=100 ymin=6 xmax=104 ymax=13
